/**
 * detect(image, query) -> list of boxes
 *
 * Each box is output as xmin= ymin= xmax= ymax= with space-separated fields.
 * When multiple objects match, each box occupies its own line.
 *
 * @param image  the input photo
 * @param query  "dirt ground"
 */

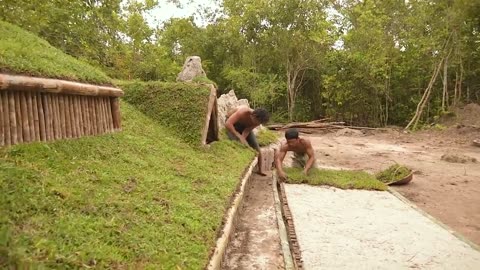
xmin=222 ymin=173 xmax=285 ymax=269
xmin=301 ymin=127 xmax=480 ymax=245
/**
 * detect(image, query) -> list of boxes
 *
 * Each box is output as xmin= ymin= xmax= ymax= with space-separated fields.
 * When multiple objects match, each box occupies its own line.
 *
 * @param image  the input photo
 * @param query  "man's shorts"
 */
xmin=292 ymin=152 xmax=316 ymax=168
xmin=226 ymin=122 xmax=260 ymax=151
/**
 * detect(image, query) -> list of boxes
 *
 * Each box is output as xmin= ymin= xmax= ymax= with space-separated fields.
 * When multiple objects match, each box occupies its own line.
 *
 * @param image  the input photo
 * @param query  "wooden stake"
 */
xmin=26 ymin=92 xmax=36 ymax=141
xmin=6 ymin=92 xmax=15 ymax=145
xmin=59 ymin=95 xmax=66 ymax=139
xmin=20 ymin=92 xmax=30 ymax=142
xmin=105 ymin=97 xmax=113 ymax=132
xmin=111 ymin=97 xmax=121 ymax=130
xmin=0 ymin=93 xmax=4 ymax=146
xmin=76 ymin=96 xmax=84 ymax=137
xmin=32 ymin=93 xmax=40 ymax=141
xmin=1 ymin=92 xmax=12 ymax=145
xmin=14 ymin=92 xmax=23 ymax=143
xmin=38 ymin=93 xmax=46 ymax=141
xmin=101 ymin=97 xmax=108 ymax=133
xmin=43 ymin=94 xmax=51 ymax=141
xmin=53 ymin=94 xmax=60 ymax=140
xmin=64 ymin=95 xmax=72 ymax=138
xmin=69 ymin=95 xmax=77 ymax=138
xmin=90 ymin=97 xmax=97 ymax=135
xmin=82 ymin=96 xmax=90 ymax=135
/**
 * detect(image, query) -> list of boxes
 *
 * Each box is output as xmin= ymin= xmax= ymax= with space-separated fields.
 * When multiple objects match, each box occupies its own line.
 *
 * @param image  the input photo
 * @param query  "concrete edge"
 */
xmin=388 ymin=188 xmax=480 ymax=252
xmin=272 ymin=172 xmax=295 ymax=270
xmin=206 ymin=158 xmax=258 ymax=270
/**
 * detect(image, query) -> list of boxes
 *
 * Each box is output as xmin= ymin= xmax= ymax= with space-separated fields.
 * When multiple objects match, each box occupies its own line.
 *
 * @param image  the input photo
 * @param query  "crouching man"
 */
xmin=275 ymin=128 xmax=316 ymax=181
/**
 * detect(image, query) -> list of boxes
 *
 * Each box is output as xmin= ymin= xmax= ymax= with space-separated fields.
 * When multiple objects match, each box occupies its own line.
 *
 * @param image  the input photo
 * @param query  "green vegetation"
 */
xmin=120 ymin=81 xmax=212 ymax=145
xmin=285 ymin=168 xmax=387 ymax=191
xmin=0 ymin=102 xmax=255 ymax=269
xmin=192 ymin=76 xmax=218 ymax=88
xmin=0 ymin=21 xmax=111 ymax=85
xmin=375 ymin=164 xmax=412 ymax=183
xmin=256 ymin=129 xmax=278 ymax=147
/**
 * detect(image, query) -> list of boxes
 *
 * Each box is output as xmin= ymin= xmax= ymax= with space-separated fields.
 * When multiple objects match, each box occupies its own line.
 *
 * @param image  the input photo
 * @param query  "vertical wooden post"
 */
xmin=59 ymin=95 xmax=66 ymax=139
xmin=51 ymin=94 xmax=58 ymax=140
xmin=0 ymin=93 xmax=4 ymax=146
xmin=76 ymin=96 xmax=84 ymax=137
xmin=15 ymin=92 xmax=24 ymax=143
xmin=101 ymin=97 xmax=108 ymax=133
xmin=64 ymin=95 xmax=72 ymax=139
xmin=91 ymin=97 xmax=98 ymax=135
xmin=69 ymin=95 xmax=77 ymax=138
xmin=111 ymin=97 xmax=121 ymax=130
xmin=1 ymin=91 xmax=12 ymax=145
xmin=38 ymin=93 xmax=46 ymax=142
xmin=7 ymin=92 xmax=15 ymax=145
xmin=43 ymin=94 xmax=51 ymax=141
xmin=26 ymin=92 xmax=36 ymax=141
xmin=32 ymin=93 xmax=41 ymax=141
xmin=82 ymin=96 xmax=90 ymax=135
xmin=20 ymin=92 xmax=30 ymax=142
xmin=105 ymin=97 xmax=113 ymax=132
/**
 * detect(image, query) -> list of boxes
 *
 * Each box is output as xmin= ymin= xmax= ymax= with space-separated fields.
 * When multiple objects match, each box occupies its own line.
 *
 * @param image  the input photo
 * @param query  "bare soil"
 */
xmin=222 ymin=172 xmax=285 ymax=269
xmin=303 ymin=128 xmax=480 ymax=245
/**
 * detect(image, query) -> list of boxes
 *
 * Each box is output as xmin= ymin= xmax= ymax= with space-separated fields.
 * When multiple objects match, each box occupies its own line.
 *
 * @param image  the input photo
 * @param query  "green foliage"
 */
xmin=119 ymin=81 xmax=212 ymax=145
xmin=285 ymin=168 xmax=387 ymax=191
xmin=256 ymin=129 xmax=278 ymax=147
xmin=0 ymin=102 xmax=255 ymax=269
xmin=375 ymin=164 xmax=412 ymax=184
xmin=192 ymin=75 xmax=218 ymax=88
xmin=0 ymin=21 xmax=111 ymax=84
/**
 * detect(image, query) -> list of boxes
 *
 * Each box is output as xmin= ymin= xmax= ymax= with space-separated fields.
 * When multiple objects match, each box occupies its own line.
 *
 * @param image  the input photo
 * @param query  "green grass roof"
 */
xmin=0 ymin=21 xmax=111 ymax=85
xmin=120 ymin=81 xmax=214 ymax=145
xmin=0 ymin=101 xmax=255 ymax=268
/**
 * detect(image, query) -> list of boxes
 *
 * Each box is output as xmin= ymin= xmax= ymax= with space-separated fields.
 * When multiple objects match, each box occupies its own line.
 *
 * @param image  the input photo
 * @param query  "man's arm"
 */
xmin=304 ymin=141 xmax=316 ymax=174
xmin=225 ymin=108 xmax=248 ymax=144
xmin=275 ymin=145 xmax=288 ymax=180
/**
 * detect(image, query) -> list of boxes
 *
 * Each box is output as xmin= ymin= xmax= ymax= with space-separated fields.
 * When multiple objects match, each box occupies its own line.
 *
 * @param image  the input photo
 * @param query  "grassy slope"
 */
xmin=119 ymin=81 xmax=212 ymax=145
xmin=285 ymin=168 xmax=387 ymax=191
xmin=0 ymin=102 xmax=255 ymax=269
xmin=0 ymin=21 xmax=111 ymax=85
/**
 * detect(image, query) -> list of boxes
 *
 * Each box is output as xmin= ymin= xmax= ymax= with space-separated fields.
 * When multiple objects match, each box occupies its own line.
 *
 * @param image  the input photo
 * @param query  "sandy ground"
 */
xmin=222 ymin=173 xmax=284 ymax=270
xmin=284 ymin=184 xmax=480 ymax=269
xmin=295 ymin=130 xmax=480 ymax=245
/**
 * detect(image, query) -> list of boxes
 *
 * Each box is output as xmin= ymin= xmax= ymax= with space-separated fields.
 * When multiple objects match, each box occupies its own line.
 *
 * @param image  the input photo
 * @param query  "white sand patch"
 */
xmin=284 ymin=184 xmax=480 ymax=269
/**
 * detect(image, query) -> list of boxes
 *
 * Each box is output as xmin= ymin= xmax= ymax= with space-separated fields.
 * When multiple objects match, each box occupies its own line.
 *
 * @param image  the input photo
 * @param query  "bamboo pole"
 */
xmin=7 ymin=92 xmax=15 ymax=145
xmin=14 ymin=92 xmax=23 ymax=143
xmin=32 ymin=93 xmax=40 ymax=141
xmin=111 ymin=97 xmax=121 ymax=130
xmin=0 ymin=74 xmax=124 ymax=97
xmin=0 ymin=93 xmax=4 ymax=146
xmin=1 ymin=92 xmax=12 ymax=145
xmin=20 ymin=92 xmax=30 ymax=142
xmin=37 ymin=93 xmax=46 ymax=141
xmin=26 ymin=92 xmax=36 ymax=141
xmin=59 ymin=95 xmax=66 ymax=139
xmin=64 ymin=95 xmax=72 ymax=138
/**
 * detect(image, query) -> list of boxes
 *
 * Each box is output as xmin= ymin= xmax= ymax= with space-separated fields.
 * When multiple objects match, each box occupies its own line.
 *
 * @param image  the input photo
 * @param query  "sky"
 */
xmin=145 ymin=0 xmax=220 ymax=28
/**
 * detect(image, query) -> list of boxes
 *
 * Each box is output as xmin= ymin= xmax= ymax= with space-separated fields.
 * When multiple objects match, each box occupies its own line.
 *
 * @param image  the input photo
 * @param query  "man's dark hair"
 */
xmin=285 ymin=128 xmax=299 ymax=140
xmin=252 ymin=108 xmax=270 ymax=124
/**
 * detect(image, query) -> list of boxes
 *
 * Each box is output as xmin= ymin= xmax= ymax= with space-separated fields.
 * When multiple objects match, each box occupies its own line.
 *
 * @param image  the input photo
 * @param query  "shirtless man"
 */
xmin=225 ymin=106 xmax=270 ymax=175
xmin=275 ymin=128 xmax=316 ymax=181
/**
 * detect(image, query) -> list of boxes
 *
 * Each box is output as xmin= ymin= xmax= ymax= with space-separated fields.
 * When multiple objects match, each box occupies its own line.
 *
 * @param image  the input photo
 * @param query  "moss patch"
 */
xmin=375 ymin=164 xmax=412 ymax=183
xmin=285 ymin=168 xmax=387 ymax=191
xmin=0 ymin=21 xmax=111 ymax=85
xmin=119 ymin=81 xmax=213 ymax=145
xmin=0 ymin=101 xmax=254 ymax=269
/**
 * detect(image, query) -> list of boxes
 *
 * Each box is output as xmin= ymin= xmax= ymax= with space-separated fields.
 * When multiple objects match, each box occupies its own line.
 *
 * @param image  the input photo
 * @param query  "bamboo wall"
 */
xmin=0 ymin=74 xmax=122 ymax=147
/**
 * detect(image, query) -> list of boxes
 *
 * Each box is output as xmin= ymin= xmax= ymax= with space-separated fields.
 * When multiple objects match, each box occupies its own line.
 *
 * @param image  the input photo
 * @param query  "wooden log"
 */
xmin=2 ymin=93 xmax=11 ymax=145
xmin=42 ymin=94 xmax=51 ymax=141
xmin=8 ymin=92 xmax=19 ymax=144
xmin=0 ymin=93 xmax=4 ymax=146
xmin=76 ymin=96 xmax=84 ymax=137
xmin=69 ymin=95 xmax=77 ymax=138
xmin=0 ymin=74 xmax=124 ymax=97
xmin=82 ymin=96 xmax=90 ymax=135
xmin=32 ymin=93 xmax=40 ymax=141
xmin=101 ymin=97 xmax=109 ymax=133
xmin=90 ymin=97 xmax=98 ymax=135
xmin=15 ymin=92 xmax=23 ymax=143
xmin=37 ymin=93 xmax=46 ymax=141
xmin=111 ymin=97 xmax=121 ymax=130
xmin=64 ymin=95 xmax=72 ymax=139
xmin=96 ymin=98 xmax=104 ymax=134
xmin=105 ymin=97 xmax=114 ymax=132
xmin=20 ymin=92 xmax=31 ymax=142
xmin=59 ymin=95 xmax=66 ymax=139
xmin=52 ymin=94 xmax=60 ymax=140
xmin=26 ymin=92 xmax=36 ymax=141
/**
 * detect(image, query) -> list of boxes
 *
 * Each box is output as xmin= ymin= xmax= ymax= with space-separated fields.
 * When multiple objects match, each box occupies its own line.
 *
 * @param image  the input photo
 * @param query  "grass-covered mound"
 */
xmin=0 ymin=21 xmax=111 ymax=85
xmin=375 ymin=164 xmax=412 ymax=183
xmin=285 ymin=168 xmax=387 ymax=191
xmin=256 ymin=129 xmax=278 ymax=147
xmin=0 ymin=101 xmax=255 ymax=269
xmin=120 ymin=81 xmax=214 ymax=145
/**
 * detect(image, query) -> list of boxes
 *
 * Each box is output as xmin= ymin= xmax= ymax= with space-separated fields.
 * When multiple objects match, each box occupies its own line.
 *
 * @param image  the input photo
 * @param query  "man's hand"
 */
xmin=278 ymin=172 xmax=288 ymax=181
xmin=303 ymin=169 xmax=309 ymax=176
xmin=240 ymin=137 xmax=248 ymax=145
